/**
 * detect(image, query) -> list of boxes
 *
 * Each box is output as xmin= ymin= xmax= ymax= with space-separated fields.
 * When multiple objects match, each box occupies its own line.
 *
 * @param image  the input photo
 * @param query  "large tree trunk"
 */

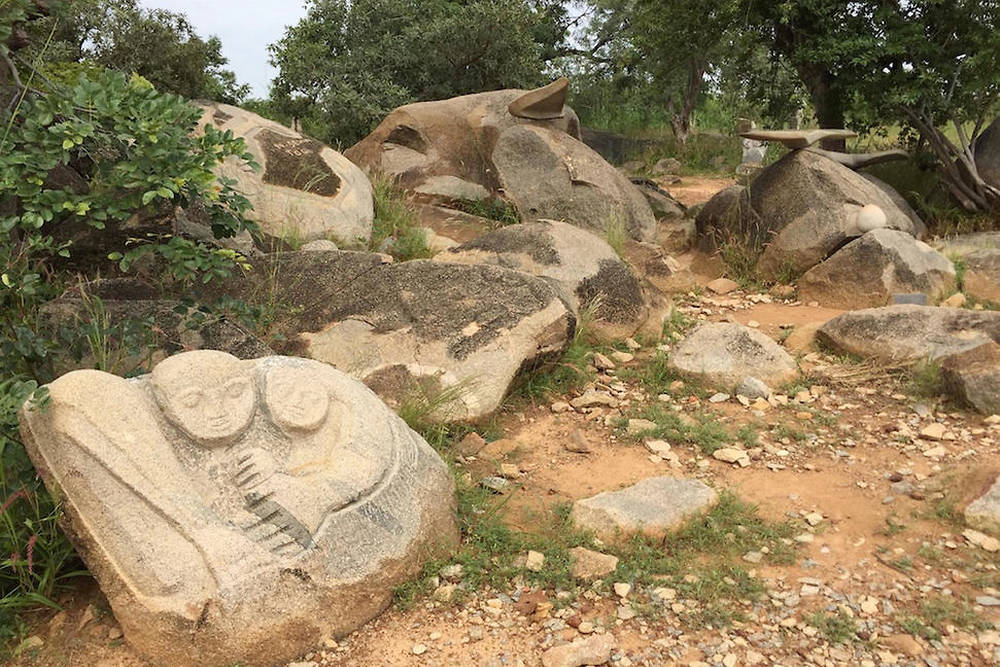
xmin=667 ymin=58 xmax=705 ymax=147
xmin=798 ymin=65 xmax=847 ymax=151
xmin=773 ymin=19 xmax=847 ymax=151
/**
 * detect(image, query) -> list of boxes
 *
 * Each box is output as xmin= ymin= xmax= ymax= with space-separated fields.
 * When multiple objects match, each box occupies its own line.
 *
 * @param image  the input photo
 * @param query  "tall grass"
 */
xmin=370 ymin=174 xmax=432 ymax=261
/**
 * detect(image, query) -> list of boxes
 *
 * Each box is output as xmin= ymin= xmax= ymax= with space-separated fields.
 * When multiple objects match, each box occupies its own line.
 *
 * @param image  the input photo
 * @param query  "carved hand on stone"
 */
xmin=235 ymin=447 xmax=279 ymax=490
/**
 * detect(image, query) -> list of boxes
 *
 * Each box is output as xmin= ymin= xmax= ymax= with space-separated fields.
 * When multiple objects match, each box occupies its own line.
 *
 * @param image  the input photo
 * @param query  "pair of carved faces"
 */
xmin=152 ymin=352 xmax=329 ymax=448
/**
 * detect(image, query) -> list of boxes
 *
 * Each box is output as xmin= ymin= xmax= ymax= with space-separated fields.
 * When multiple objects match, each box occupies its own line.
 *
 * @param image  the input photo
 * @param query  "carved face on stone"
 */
xmin=152 ymin=351 xmax=257 ymax=448
xmin=264 ymin=366 xmax=330 ymax=433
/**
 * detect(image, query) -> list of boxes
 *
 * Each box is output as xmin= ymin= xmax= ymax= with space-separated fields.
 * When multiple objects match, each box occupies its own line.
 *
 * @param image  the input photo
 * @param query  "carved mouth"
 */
xmin=209 ymin=417 xmax=231 ymax=431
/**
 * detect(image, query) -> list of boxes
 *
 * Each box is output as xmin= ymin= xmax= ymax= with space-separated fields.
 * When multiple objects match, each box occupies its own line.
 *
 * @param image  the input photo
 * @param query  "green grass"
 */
xmin=604 ymin=216 xmax=627 ymax=257
xmin=806 ymin=610 xmax=858 ymax=644
xmin=394 ymin=476 xmax=800 ymax=631
xmin=617 ymin=403 xmax=735 ymax=455
xmin=904 ymin=359 xmax=944 ymax=399
xmin=451 ymin=198 xmax=520 ymax=226
xmin=370 ymin=174 xmax=432 ymax=261
xmin=898 ymin=596 xmax=993 ymax=641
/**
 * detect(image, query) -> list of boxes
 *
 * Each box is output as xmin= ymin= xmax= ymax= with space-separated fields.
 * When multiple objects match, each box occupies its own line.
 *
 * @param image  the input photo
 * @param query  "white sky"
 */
xmin=139 ymin=1 xmax=308 ymax=98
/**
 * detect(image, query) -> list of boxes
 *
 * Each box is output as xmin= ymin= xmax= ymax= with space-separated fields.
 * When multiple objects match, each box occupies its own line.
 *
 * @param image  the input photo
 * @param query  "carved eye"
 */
xmin=179 ymin=390 xmax=202 ymax=408
xmin=224 ymin=380 xmax=249 ymax=398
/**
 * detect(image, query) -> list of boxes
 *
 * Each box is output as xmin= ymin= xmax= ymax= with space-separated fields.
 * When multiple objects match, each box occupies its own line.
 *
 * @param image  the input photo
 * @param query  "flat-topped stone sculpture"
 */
xmin=19 ymin=351 xmax=457 ymax=667
xmin=739 ymin=128 xmax=857 ymax=150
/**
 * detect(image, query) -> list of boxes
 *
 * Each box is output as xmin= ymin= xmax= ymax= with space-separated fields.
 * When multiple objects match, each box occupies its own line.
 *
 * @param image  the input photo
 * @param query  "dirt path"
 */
xmin=662 ymin=177 xmax=736 ymax=208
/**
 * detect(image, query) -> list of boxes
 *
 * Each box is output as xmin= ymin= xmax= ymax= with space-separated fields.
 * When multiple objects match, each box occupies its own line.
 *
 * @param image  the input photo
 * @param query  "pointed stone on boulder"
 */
xmin=508 ymin=77 xmax=569 ymax=120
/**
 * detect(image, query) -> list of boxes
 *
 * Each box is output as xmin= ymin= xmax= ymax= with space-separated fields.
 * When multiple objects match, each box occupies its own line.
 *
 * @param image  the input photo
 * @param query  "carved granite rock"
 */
xmin=19 ymin=351 xmax=457 ymax=666
xmin=196 ymin=102 xmax=374 ymax=245
xmin=345 ymin=82 xmax=656 ymax=242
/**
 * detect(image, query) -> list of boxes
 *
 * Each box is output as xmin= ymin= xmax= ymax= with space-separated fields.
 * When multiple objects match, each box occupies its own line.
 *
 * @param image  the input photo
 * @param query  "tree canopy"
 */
xmin=268 ymin=0 xmax=566 ymax=147
xmin=23 ymin=0 xmax=249 ymax=103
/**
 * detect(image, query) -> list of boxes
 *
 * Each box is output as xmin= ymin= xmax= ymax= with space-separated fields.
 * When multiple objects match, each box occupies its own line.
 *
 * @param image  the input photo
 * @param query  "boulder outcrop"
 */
xmin=798 ymin=229 xmax=955 ymax=309
xmin=697 ymin=151 xmax=925 ymax=279
xmin=196 ymin=101 xmax=374 ymax=245
xmin=817 ymin=306 xmax=1000 ymax=362
xmin=346 ymin=84 xmax=656 ymax=242
xmin=441 ymin=220 xmax=646 ymax=339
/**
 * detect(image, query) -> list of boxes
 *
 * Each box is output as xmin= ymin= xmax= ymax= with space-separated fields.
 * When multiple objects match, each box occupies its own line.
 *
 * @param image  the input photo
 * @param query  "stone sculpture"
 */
xmin=345 ymin=80 xmax=657 ymax=242
xmin=19 ymin=351 xmax=457 ymax=666
xmin=195 ymin=102 xmax=375 ymax=245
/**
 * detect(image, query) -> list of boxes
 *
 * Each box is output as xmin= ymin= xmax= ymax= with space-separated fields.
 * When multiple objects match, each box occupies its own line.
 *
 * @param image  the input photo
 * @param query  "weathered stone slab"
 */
xmin=941 ymin=342 xmax=1000 ymax=414
xmin=441 ymin=220 xmax=647 ymax=340
xmin=19 ymin=351 xmax=457 ymax=666
xmin=571 ymin=476 xmax=717 ymax=540
xmin=196 ymin=102 xmax=374 ymax=245
xmin=817 ymin=305 xmax=1000 ymax=362
xmin=294 ymin=259 xmax=576 ymax=421
xmin=798 ymin=229 xmax=955 ymax=309
xmin=668 ymin=323 xmax=798 ymax=391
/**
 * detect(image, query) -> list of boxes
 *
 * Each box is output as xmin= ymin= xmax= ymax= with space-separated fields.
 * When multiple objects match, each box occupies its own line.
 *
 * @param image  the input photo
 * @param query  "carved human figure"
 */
xmin=21 ymin=363 xmax=273 ymax=619
xmin=234 ymin=363 xmax=393 ymax=548
xmin=150 ymin=349 xmax=257 ymax=448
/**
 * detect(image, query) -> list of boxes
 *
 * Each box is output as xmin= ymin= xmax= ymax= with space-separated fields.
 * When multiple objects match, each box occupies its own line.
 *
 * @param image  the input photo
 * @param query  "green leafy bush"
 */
xmin=0 ymin=61 xmax=258 ymax=640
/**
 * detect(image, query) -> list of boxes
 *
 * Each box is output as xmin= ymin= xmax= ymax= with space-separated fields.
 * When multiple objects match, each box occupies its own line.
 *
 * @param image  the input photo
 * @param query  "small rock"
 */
xmin=941 ymin=293 xmax=967 ymax=308
xmin=964 ymin=528 xmax=1000 ymax=552
xmin=500 ymin=463 xmax=520 ymax=478
xmin=440 ymin=564 xmax=464 ymax=581
xmin=977 ymin=595 xmax=1000 ymax=606
xmin=644 ymin=439 xmax=672 ymax=457
xmin=412 ymin=643 xmax=427 ymax=655
xmin=569 ymin=547 xmax=619 ymax=580
xmin=551 ymin=401 xmax=572 ymax=414
xmin=592 ymin=352 xmax=616 ymax=371
xmin=613 ymin=582 xmax=631 ymax=598
xmin=920 ymin=423 xmax=948 ymax=440
xmin=713 ymin=448 xmax=750 ymax=465
xmin=526 ymin=550 xmax=546 ymax=572
xmin=881 ymin=634 xmax=923 ymax=657
xmin=736 ymin=376 xmax=772 ymax=399
xmin=922 ymin=445 xmax=947 ymax=458
xmin=627 ymin=419 xmax=658 ymax=436
xmin=610 ymin=351 xmax=634 ymax=364
xmin=709 ymin=392 xmax=731 ymax=403
xmin=458 ymin=432 xmax=487 ymax=456
xmin=707 ymin=277 xmax=740 ymax=295
xmin=743 ymin=550 xmax=763 ymax=564
xmin=565 ymin=429 xmax=593 ymax=454
xmin=804 ymin=512 xmax=824 ymax=526
xmin=480 ymin=476 xmax=510 ymax=493
xmin=540 ymin=633 xmax=616 ymax=667
xmin=571 ymin=391 xmax=619 ymax=409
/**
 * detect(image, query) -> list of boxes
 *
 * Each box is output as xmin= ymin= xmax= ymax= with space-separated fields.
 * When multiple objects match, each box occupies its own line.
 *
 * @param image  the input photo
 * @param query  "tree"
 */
xmin=743 ymin=0 xmax=1000 ymax=210
xmin=575 ymin=0 xmax=742 ymax=144
xmin=268 ymin=0 xmax=559 ymax=147
xmin=23 ymin=0 xmax=249 ymax=103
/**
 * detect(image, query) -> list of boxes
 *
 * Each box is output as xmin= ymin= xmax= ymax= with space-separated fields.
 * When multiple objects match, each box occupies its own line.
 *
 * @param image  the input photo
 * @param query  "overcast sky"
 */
xmin=140 ymin=1 xmax=308 ymax=98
